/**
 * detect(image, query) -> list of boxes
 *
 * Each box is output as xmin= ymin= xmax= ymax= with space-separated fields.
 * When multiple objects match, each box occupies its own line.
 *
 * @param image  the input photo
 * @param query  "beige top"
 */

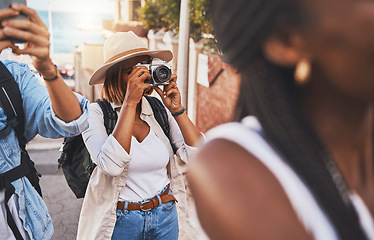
xmin=77 ymin=97 xmax=197 ymax=240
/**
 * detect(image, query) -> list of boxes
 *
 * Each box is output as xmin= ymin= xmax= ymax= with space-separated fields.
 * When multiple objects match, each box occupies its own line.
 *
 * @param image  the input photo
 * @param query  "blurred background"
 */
xmin=6 ymin=0 xmax=241 ymax=239
xmin=3 ymin=0 xmax=241 ymax=133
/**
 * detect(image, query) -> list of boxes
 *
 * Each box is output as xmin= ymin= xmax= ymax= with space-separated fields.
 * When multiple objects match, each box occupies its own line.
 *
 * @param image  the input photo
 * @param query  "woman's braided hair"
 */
xmin=209 ymin=0 xmax=367 ymax=239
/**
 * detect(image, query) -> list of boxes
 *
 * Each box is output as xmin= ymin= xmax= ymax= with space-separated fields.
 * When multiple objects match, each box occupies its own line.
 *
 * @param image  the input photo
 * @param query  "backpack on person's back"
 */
xmin=58 ymin=96 xmax=175 ymax=198
xmin=0 ymin=62 xmax=43 ymax=240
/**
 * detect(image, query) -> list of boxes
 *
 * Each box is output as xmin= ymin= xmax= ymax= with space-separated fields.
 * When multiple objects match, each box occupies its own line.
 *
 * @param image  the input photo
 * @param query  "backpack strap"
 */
xmin=0 ymin=62 xmax=25 ymax=148
xmin=0 ymin=174 xmax=24 ymax=240
xmin=96 ymin=97 xmax=176 ymax=154
xmin=0 ymin=62 xmax=25 ymax=240
xmin=144 ymin=96 xmax=177 ymax=154
xmin=96 ymin=98 xmax=118 ymax=135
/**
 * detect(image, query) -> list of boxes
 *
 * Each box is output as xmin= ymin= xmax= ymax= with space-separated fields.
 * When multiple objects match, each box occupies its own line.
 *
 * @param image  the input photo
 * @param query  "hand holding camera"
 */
xmin=137 ymin=60 xmax=172 ymax=86
xmin=134 ymin=59 xmax=182 ymax=113
xmin=153 ymin=74 xmax=184 ymax=115
xmin=125 ymin=59 xmax=173 ymax=106
xmin=124 ymin=65 xmax=152 ymax=107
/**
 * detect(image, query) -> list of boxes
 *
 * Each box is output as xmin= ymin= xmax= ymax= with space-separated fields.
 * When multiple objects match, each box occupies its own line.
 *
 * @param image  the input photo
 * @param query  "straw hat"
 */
xmin=89 ymin=31 xmax=173 ymax=85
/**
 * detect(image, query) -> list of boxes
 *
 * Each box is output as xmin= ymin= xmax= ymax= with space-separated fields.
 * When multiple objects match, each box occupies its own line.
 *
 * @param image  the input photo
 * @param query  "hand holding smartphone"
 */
xmin=0 ymin=2 xmax=56 ymax=79
xmin=0 ymin=0 xmax=27 ymax=43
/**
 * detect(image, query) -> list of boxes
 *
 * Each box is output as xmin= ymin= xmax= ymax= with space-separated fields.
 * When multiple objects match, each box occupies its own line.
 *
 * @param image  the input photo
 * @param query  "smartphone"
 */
xmin=0 ymin=0 xmax=27 ymax=43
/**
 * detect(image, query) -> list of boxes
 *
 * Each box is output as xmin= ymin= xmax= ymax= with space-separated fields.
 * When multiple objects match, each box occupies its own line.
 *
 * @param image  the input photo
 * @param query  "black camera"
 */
xmin=138 ymin=59 xmax=172 ymax=86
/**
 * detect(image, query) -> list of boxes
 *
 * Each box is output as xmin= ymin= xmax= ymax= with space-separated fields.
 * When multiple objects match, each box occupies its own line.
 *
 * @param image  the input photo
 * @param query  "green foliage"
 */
xmin=138 ymin=0 xmax=216 ymax=49
xmin=138 ymin=0 xmax=180 ymax=31
xmin=137 ymin=0 xmax=167 ymax=30
xmin=189 ymin=0 xmax=213 ymax=41
xmin=159 ymin=0 xmax=181 ymax=30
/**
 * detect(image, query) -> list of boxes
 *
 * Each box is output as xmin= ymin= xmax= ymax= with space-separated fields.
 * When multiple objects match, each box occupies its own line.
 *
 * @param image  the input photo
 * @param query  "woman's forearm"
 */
xmin=173 ymin=111 xmax=202 ymax=147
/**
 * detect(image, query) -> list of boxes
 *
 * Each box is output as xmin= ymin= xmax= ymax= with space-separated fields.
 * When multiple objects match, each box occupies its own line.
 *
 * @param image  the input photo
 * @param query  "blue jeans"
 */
xmin=112 ymin=185 xmax=179 ymax=240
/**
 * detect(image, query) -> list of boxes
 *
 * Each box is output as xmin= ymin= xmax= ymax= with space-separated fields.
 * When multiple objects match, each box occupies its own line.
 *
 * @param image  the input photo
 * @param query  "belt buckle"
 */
xmin=140 ymin=200 xmax=152 ymax=211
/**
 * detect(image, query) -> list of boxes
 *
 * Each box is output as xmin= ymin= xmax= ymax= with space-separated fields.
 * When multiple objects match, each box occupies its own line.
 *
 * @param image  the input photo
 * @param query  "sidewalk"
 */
xmin=26 ymin=134 xmax=64 ymax=175
xmin=27 ymin=135 xmax=82 ymax=240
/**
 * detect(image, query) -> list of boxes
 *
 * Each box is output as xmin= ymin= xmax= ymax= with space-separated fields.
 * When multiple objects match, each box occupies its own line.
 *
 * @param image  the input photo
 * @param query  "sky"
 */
xmin=27 ymin=0 xmax=115 ymax=14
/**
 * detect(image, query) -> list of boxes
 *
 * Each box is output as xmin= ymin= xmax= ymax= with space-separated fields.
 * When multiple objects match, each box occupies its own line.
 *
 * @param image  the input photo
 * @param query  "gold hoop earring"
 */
xmin=294 ymin=59 xmax=311 ymax=85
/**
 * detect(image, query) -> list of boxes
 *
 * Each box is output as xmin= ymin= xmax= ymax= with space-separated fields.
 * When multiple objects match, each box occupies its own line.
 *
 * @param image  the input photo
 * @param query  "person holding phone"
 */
xmin=0 ymin=3 xmax=89 ymax=240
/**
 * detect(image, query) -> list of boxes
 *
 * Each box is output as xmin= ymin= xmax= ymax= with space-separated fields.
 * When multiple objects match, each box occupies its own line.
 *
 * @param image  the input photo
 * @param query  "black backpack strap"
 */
xmin=0 ymin=62 xmax=26 ymax=148
xmin=0 ymin=62 xmax=25 ymax=239
xmin=96 ymin=97 xmax=176 ymax=153
xmin=144 ymin=96 xmax=177 ymax=154
xmin=0 ymin=174 xmax=24 ymax=240
xmin=96 ymin=98 xmax=118 ymax=135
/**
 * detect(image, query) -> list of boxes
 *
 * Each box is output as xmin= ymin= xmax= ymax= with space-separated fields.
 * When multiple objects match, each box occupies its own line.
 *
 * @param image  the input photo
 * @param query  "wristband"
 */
xmin=172 ymin=107 xmax=185 ymax=117
xmin=43 ymin=65 xmax=59 ymax=81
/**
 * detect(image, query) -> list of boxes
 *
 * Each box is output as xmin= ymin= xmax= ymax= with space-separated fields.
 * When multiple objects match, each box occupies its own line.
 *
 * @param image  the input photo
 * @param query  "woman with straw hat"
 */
xmin=77 ymin=31 xmax=202 ymax=240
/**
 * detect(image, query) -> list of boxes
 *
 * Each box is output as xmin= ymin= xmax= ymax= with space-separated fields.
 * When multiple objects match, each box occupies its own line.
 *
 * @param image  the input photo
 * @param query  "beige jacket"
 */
xmin=77 ymin=97 xmax=196 ymax=240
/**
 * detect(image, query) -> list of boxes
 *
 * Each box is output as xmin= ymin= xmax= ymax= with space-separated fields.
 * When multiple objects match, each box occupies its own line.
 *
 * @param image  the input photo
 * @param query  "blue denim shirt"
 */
xmin=0 ymin=60 xmax=89 ymax=240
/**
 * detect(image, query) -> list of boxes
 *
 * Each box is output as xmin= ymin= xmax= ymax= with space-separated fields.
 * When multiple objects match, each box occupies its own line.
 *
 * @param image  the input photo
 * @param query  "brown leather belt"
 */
xmin=117 ymin=185 xmax=177 ymax=211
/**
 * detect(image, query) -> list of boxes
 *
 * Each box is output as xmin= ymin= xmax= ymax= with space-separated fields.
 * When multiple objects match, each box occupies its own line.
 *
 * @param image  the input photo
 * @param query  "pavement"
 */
xmin=26 ymin=135 xmax=82 ymax=240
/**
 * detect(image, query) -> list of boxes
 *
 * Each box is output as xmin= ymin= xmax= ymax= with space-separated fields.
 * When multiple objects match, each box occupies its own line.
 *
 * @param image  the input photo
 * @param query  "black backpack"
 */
xmin=58 ymin=96 xmax=175 ymax=199
xmin=0 ymin=61 xmax=42 ymax=240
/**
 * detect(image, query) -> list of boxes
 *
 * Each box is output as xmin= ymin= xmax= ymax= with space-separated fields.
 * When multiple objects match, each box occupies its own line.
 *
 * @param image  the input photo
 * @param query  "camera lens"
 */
xmin=153 ymin=65 xmax=171 ymax=83
xmin=159 ymin=69 xmax=168 ymax=79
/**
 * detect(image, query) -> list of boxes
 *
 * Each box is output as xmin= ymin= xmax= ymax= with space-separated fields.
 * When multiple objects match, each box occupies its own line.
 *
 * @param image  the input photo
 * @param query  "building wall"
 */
xmin=74 ymin=44 xmax=104 ymax=102
xmin=196 ymin=53 xmax=241 ymax=133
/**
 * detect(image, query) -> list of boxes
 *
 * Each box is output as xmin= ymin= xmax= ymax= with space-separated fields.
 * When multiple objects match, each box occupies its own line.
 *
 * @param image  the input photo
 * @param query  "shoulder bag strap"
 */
xmin=0 ymin=175 xmax=24 ymax=240
xmin=0 ymin=62 xmax=25 ymax=240
xmin=144 ymin=96 xmax=176 ymax=154
xmin=0 ymin=62 xmax=25 ymax=149
xmin=96 ymin=98 xmax=118 ymax=135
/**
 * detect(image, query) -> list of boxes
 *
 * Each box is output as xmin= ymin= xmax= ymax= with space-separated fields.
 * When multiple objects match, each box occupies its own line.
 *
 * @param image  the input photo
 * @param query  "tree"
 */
xmin=138 ymin=0 xmax=216 ymax=47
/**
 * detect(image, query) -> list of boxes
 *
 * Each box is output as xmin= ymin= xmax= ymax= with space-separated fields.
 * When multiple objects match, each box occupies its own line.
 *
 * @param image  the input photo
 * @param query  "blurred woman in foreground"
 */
xmin=188 ymin=0 xmax=374 ymax=239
